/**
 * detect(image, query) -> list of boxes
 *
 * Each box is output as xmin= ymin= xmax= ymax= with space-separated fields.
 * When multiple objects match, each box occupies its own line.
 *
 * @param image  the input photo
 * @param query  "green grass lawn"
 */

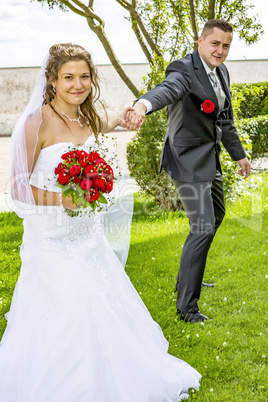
xmin=0 ymin=173 xmax=268 ymax=401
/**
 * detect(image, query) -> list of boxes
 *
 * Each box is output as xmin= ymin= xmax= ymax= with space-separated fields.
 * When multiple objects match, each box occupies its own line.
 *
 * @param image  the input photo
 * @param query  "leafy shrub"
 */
xmin=127 ymin=109 xmax=252 ymax=208
xmin=220 ymin=130 xmax=252 ymax=199
xmin=126 ymin=71 xmax=264 ymax=210
xmin=236 ymin=115 xmax=268 ymax=157
xmin=231 ymin=82 xmax=268 ymax=119
xmin=127 ymin=109 xmax=180 ymax=210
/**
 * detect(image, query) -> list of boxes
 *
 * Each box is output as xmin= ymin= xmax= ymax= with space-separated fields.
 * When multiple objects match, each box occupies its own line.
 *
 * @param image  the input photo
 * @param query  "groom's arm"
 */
xmin=221 ymin=121 xmax=251 ymax=179
xmin=219 ymin=65 xmax=251 ymax=178
xmin=132 ymin=60 xmax=192 ymax=121
xmin=138 ymin=71 xmax=191 ymax=113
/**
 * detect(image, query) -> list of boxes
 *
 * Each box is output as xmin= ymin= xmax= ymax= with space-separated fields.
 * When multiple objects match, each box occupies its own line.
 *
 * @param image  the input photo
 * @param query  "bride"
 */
xmin=0 ymin=43 xmax=201 ymax=401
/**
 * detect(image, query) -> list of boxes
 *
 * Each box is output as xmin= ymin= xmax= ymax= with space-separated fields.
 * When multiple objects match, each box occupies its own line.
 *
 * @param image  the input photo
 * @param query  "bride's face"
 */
xmin=53 ymin=60 xmax=92 ymax=106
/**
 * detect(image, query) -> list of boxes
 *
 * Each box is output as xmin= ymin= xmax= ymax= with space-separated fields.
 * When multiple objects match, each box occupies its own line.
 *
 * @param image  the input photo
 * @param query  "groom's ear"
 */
xmin=198 ymin=36 xmax=203 ymax=47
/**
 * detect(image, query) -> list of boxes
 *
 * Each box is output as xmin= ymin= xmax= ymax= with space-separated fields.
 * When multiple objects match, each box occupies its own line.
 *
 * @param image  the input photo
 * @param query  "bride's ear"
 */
xmin=49 ymin=76 xmax=57 ymax=91
xmin=50 ymin=79 xmax=57 ymax=94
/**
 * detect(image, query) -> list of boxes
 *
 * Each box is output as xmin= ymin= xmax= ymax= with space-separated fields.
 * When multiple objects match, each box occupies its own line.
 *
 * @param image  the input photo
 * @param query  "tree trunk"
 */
xmin=86 ymin=17 xmax=140 ymax=97
xmin=61 ymin=0 xmax=141 ymax=97
xmin=131 ymin=9 xmax=163 ymax=57
xmin=188 ymin=0 xmax=199 ymax=49
xmin=131 ymin=18 xmax=154 ymax=63
xmin=208 ymin=0 xmax=216 ymax=20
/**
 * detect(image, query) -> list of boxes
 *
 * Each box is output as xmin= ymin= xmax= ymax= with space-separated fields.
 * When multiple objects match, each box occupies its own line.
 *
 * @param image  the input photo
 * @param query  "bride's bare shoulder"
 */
xmin=39 ymin=104 xmax=58 ymax=133
xmin=41 ymin=104 xmax=55 ymax=124
xmin=36 ymin=105 xmax=59 ymax=146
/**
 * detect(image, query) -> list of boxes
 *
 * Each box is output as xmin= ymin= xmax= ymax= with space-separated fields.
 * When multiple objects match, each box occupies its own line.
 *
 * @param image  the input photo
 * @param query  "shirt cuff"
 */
xmin=136 ymin=99 xmax=152 ymax=114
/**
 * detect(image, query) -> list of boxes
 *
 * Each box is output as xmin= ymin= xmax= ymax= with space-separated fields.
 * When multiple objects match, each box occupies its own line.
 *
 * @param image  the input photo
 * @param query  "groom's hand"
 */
xmin=237 ymin=157 xmax=251 ymax=179
xmin=125 ymin=102 xmax=147 ymax=131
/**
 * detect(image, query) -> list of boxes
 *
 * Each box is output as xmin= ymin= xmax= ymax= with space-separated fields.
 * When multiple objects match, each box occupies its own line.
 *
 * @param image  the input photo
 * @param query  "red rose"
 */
xmin=88 ymin=152 xmax=100 ymax=163
xmin=58 ymin=171 xmax=71 ymax=185
xmin=95 ymin=157 xmax=104 ymax=164
xmin=69 ymin=165 xmax=81 ymax=177
xmin=97 ymin=161 xmax=107 ymax=170
xmin=80 ymin=179 xmax=93 ymax=191
xmin=85 ymin=188 xmax=100 ymax=203
xmin=92 ymin=177 xmax=106 ymax=189
xmin=61 ymin=152 xmax=72 ymax=160
xmin=106 ymin=181 xmax=113 ymax=193
xmin=84 ymin=164 xmax=98 ymax=178
xmin=75 ymin=150 xmax=88 ymax=158
xmin=107 ymin=165 xmax=113 ymax=175
xmin=99 ymin=183 xmax=107 ymax=192
xmin=102 ymin=165 xmax=114 ymax=179
xmin=78 ymin=156 xmax=90 ymax=168
xmin=201 ymin=99 xmax=215 ymax=113
xmin=55 ymin=163 xmax=64 ymax=175
xmin=73 ymin=176 xmax=81 ymax=184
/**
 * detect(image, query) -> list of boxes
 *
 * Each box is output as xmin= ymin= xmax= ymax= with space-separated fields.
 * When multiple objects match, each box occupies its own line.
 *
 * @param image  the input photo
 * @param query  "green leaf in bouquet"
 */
xmin=63 ymin=187 xmax=75 ymax=198
xmin=78 ymin=194 xmax=85 ymax=206
xmin=72 ymin=192 xmax=79 ymax=205
xmin=98 ymin=194 xmax=108 ymax=204
xmin=76 ymin=186 xmax=84 ymax=195
xmin=83 ymin=199 xmax=91 ymax=209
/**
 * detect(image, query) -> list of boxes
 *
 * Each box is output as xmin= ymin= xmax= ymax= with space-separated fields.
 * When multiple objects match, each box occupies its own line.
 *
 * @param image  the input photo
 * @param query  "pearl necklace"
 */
xmin=54 ymin=105 xmax=83 ymax=128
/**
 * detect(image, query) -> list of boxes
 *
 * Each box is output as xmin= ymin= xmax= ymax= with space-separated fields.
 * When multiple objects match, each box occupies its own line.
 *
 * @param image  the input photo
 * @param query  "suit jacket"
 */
xmin=140 ymin=50 xmax=246 ymax=182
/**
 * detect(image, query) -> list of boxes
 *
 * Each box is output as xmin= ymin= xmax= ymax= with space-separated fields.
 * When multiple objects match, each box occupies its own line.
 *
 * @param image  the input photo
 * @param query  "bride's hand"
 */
xmin=118 ymin=106 xmax=137 ymax=129
xmin=61 ymin=194 xmax=79 ymax=210
xmin=119 ymin=106 xmax=144 ymax=131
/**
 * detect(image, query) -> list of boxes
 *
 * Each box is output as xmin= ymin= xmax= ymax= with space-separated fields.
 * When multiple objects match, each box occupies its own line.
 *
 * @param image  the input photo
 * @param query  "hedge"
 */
xmin=126 ymin=81 xmax=268 ymax=210
xmin=236 ymin=115 xmax=268 ymax=157
xmin=231 ymin=82 xmax=268 ymax=120
xmin=127 ymin=110 xmax=252 ymax=208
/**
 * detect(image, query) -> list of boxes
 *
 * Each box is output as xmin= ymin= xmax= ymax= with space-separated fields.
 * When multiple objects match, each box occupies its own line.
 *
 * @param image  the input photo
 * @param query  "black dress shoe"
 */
xmin=202 ymin=282 xmax=215 ymax=288
xmin=178 ymin=310 xmax=209 ymax=323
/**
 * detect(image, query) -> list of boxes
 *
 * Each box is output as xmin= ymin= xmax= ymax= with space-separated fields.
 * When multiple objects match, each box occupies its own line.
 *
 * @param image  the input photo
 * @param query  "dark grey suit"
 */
xmin=140 ymin=50 xmax=246 ymax=313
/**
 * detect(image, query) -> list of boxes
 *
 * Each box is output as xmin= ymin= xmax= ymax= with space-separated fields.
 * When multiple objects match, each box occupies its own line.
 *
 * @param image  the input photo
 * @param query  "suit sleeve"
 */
xmin=221 ymin=122 xmax=247 ymax=161
xmin=138 ymin=61 xmax=191 ymax=113
xmin=219 ymin=64 xmax=246 ymax=161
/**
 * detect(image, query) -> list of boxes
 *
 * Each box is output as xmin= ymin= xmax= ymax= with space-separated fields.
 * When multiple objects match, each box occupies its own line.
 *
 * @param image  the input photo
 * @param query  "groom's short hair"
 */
xmin=201 ymin=19 xmax=233 ymax=38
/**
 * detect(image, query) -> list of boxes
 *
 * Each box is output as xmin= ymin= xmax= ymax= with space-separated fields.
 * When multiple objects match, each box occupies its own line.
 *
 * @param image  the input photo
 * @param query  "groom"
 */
xmin=129 ymin=19 xmax=251 ymax=323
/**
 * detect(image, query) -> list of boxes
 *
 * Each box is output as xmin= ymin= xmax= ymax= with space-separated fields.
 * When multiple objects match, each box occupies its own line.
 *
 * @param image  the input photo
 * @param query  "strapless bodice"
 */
xmin=30 ymin=135 xmax=96 ymax=192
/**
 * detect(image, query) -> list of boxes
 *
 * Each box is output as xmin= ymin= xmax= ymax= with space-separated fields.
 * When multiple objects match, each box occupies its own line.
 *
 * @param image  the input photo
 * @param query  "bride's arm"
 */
xmin=100 ymin=106 xmax=137 ymax=133
xmin=25 ymin=115 xmax=77 ymax=209
xmin=30 ymin=186 xmax=77 ymax=210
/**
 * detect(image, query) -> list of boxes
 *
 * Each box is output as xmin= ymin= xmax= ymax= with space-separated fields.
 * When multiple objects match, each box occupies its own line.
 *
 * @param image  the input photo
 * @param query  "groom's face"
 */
xmin=198 ymin=27 xmax=233 ymax=71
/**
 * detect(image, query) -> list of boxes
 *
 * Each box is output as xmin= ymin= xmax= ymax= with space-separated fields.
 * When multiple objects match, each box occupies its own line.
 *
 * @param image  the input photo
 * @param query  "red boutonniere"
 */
xmin=201 ymin=99 xmax=215 ymax=113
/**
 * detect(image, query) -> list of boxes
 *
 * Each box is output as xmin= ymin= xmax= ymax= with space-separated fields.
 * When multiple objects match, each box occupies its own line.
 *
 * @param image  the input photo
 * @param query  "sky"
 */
xmin=1 ymin=0 xmax=268 ymax=68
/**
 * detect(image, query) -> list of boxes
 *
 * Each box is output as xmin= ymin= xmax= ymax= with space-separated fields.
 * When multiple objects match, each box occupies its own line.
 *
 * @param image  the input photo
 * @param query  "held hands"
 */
xmin=237 ymin=157 xmax=251 ymax=179
xmin=118 ymin=103 xmax=146 ymax=131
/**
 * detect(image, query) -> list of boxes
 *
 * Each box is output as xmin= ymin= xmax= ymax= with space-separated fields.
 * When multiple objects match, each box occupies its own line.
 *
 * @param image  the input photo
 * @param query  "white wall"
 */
xmin=225 ymin=59 xmax=268 ymax=84
xmin=0 ymin=60 xmax=267 ymax=135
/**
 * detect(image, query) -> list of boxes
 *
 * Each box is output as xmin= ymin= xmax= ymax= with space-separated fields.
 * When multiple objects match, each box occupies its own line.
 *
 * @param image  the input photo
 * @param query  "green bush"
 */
xmin=231 ymin=82 xmax=268 ymax=120
xmin=127 ymin=109 xmax=180 ymax=210
xmin=127 ymin=109 xmax=252 ymax=208
xmin=126 ymin=71 xmax=261 ymax=210
xmin=220 ymin=130 xmax=252 ymax=199
xmin=236 ymin=115 xmax=268 ymax=157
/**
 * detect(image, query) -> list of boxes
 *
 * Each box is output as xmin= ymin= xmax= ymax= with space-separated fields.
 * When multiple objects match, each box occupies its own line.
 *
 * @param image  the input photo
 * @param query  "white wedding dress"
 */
xmin=0 ymin=135 xmax=201 ymax=402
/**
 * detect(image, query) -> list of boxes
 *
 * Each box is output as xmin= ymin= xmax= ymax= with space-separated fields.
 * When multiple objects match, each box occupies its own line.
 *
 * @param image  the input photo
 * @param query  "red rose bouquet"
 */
xmin=201 ymin=99 xmax=215 ymax=113
xmin=55 ymin=147 xmax=115 ymax=215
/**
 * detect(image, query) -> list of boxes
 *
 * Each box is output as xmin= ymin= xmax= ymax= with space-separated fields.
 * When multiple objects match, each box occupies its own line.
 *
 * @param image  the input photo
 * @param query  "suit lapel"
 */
xmin=192 ymin=50 xmax=219 ymax=116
